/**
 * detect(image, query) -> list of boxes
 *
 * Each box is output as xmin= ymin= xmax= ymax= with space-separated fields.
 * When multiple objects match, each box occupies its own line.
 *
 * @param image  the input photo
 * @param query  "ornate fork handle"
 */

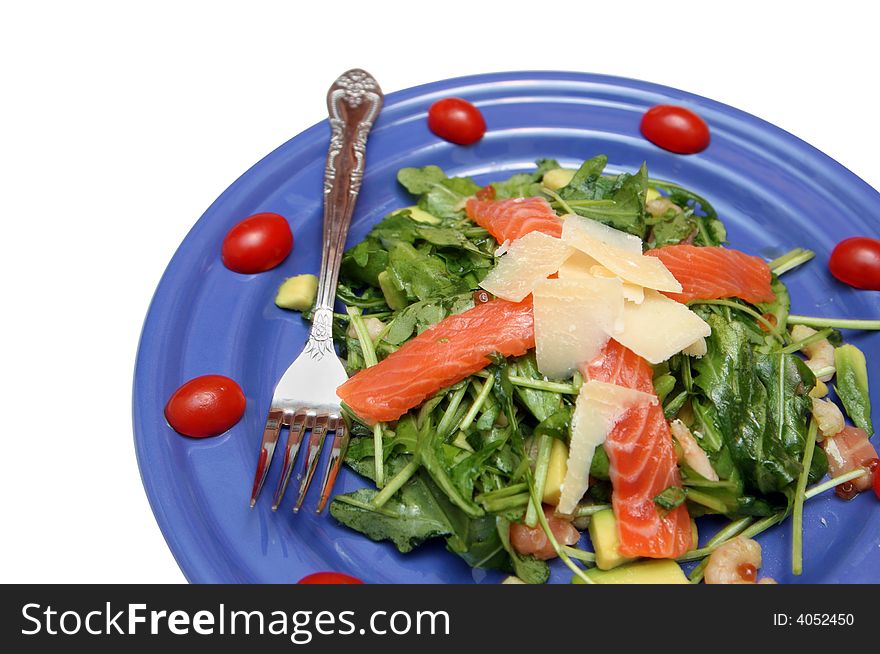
xmin=307 ymin=69 xmax=384 ymax=359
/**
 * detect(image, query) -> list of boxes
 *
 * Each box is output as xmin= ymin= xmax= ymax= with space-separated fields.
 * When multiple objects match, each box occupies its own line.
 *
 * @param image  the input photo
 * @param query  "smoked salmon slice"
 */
xmin=646 ymin=244 xmax=775 ymax=305
xmin=584 ymin=340 xmax=692 ymax=559
xmin=337 ymin=299 xmax=535 ymax=424
xmin=466 ymin=196 xmax=563 ymax=244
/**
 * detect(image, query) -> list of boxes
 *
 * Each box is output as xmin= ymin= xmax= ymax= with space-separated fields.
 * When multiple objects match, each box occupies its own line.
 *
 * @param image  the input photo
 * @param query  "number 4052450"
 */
xmin=775 ymin=614 xmax=855 ymax=626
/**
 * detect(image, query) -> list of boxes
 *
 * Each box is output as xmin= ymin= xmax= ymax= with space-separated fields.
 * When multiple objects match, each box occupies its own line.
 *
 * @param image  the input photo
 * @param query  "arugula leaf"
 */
xmin=680 ymin=466 xmax=780 ymax=517
xmin=692 ymin=312 xmax=805 ymax=494
xmin=369 ymin=211 xmax=422 ymax=245
xmin=491 ymin=173 xmax=543 ymax=199
xmin=649 ymin=180 xmax=727 ymax=246
xmin=510 ymin=354 xmax=564 ymax=421
xmin=386 ymin=241 xmax=471 ymax=301
xmin=650 ymin=209 xmax=697 ymax=248
xmin=334 ymin=426 xmax=530 ymax=575
xmin=533 ymin=407 xmax=572 ymax=442
xmin=343 ymin=417 xmax=421 ymax=482
xmin=590 ymin=446 xmax=611 ymax=481
xmin=397 ymin=166 xmax=480 ymax=219
xmin=418 ymin=419 xmax=486 ymax=518
xmin=446 ymin=513 xmax=508 ymax=570
xmin=329 ymin=487 xmax=448 ymax=553
xmin=397 ymin=165 xmax=448 ymax=194
xmin=557 ymin=158 xmax=648 ymax=237
xmin=340 ymin=239 xmax=389 ymax=287
xmin=381 ymin=293 xmax=474 ymax=346
xmin=332 ymin=454 xmax=513 ymax=574
xmin=605 ymin=164 xmax=648 ymax=233
xmin=754 ymin=351 xmax=816 ymax=467
xmin=336 ymin=282 xmax=389 ymax=311
xmin=329 ymin=461 xmax=455 ymax=553
xmin=489 ymin=160 xmax=560 ymax=199
xmin=449 ymin=439 xmax=507 ymax=507
xmin=559 ymin=155 xmax=609 ymax=197
xmin=655 ymin=486 xmax=687 ymax=510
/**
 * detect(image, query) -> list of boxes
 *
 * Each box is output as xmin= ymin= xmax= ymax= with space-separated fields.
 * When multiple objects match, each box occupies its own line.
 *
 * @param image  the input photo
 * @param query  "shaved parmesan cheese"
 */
xmin=562 ymin=214 xmax=643 ymax=254
xmin=556 ymin=250 xmax=599 ymax=279
xmin=558 ymin=253 xmax=645 ymax=304
xmin=494 ymin=240 xmax=512 ymax=256
xmin=533 ymin=276 xmax=623 ymax=379
xmin=682 ymin=336 xmax=707 ymax=357
xmin=613 ymin=290 xmax=712 ymax=364
xmin=479 ymin=231 xmax=573 ymax=302
xmin=561 ymin=215 xmax=682 ymax=293
xmin=590 ymin=265 xmax=645 ymax=304
xmin=557 ymin=381 xmax=657 ymax=514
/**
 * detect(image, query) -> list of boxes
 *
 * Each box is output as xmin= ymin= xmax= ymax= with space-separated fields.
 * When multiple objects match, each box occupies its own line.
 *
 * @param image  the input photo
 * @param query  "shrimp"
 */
xmin=346 ymin=316 xmax=386 ymax=341
xmin=509 ymin=505 xmax=579 ymax=560
xmin=670 ymin=419 xmax=719 ymax=481
xmin=704 ymin=536 xmax=763 ymax=585
xmin=810 ymin=397 xmax=845 ymax=441
xmin=790 ymin=325 xmax=835 ymax=382
xmin=823 ymin=426 xmax=879 ymax=493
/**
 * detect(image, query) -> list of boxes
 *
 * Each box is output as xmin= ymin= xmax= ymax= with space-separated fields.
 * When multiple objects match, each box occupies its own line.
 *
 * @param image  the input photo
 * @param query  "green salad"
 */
xmin=296 ymin=155 xmax=879 ymax=584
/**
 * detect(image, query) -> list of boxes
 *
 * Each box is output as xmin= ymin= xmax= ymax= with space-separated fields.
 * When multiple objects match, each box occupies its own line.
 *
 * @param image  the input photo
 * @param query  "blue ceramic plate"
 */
xmin=133 ymin=72 xmax=880 ymax=584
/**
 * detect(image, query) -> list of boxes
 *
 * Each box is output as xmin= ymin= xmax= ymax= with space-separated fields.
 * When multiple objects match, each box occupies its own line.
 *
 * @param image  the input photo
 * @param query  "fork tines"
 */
xmin=249 ymin=409 xmax=347 ymax=513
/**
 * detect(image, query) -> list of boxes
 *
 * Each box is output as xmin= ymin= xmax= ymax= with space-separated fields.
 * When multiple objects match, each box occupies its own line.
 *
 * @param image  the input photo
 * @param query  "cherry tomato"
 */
xmin=874 ymin=463 xmax=880 ymax=500
xmin=221 ymin=212 xmax=293 ymax=274
xmin=828 ymin=237 xmax=880 ymax=290
xmin=640 ymin=105 xmax=710 ymax=154
xmin=866 ymin=458 xmax=880 ymax=499
xmin=427 ymin=97 xmax=486 ymax=145
xmin=297 ymin=572 xmax=364 ymax=585
xmin=165 ymin=375 xmax=246 ymax=438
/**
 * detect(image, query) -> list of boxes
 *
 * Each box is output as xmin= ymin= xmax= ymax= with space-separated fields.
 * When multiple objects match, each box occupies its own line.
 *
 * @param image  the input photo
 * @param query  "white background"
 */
xmin=1 ymin=1 xmax=878 ymax=583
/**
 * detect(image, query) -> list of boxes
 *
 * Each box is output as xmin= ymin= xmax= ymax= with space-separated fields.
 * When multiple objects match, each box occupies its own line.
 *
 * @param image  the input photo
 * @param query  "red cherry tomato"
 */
xmin=874 ymin=464 xmax=880 ymax=499
xmin=427 ymin=97 xmax=486 ymax=145
xmin=867 ymin=458 xmax=880 ymax=499
xmin=297 ymin=572 xmax=364 ymax=585
xmin=828 ymin=237 xmax=880 ymax=290
xmin=221 ymin=212 xmax=293 ymax=274
xmin=165 ymin=375 xmax=246 ymax=438
xmin=640 ymin=105 xmax=710 ymax=154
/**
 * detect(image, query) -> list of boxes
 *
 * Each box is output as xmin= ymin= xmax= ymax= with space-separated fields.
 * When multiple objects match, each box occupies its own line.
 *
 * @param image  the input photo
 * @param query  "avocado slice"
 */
xmin=573 ymin=559 xmax=689 ymax=584
xmin=541 ymin=168 xmax=576 ymax=191
xmin=542 ymin=439 xmax=568 ymax=505
xmin=274 ymin=274 xmax=318 ymax=311
xmin=588 ymin=508 xmax=634 ymax=570
xmin=378 ymin=270 xmax=408 ymax=311
xmin=402 ymin=206 xmax=442 ymax=225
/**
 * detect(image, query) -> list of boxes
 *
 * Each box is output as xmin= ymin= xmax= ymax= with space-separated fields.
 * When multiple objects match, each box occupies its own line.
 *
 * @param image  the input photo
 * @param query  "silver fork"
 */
xmin=249 ymin=69 xmax=383 ymax=514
